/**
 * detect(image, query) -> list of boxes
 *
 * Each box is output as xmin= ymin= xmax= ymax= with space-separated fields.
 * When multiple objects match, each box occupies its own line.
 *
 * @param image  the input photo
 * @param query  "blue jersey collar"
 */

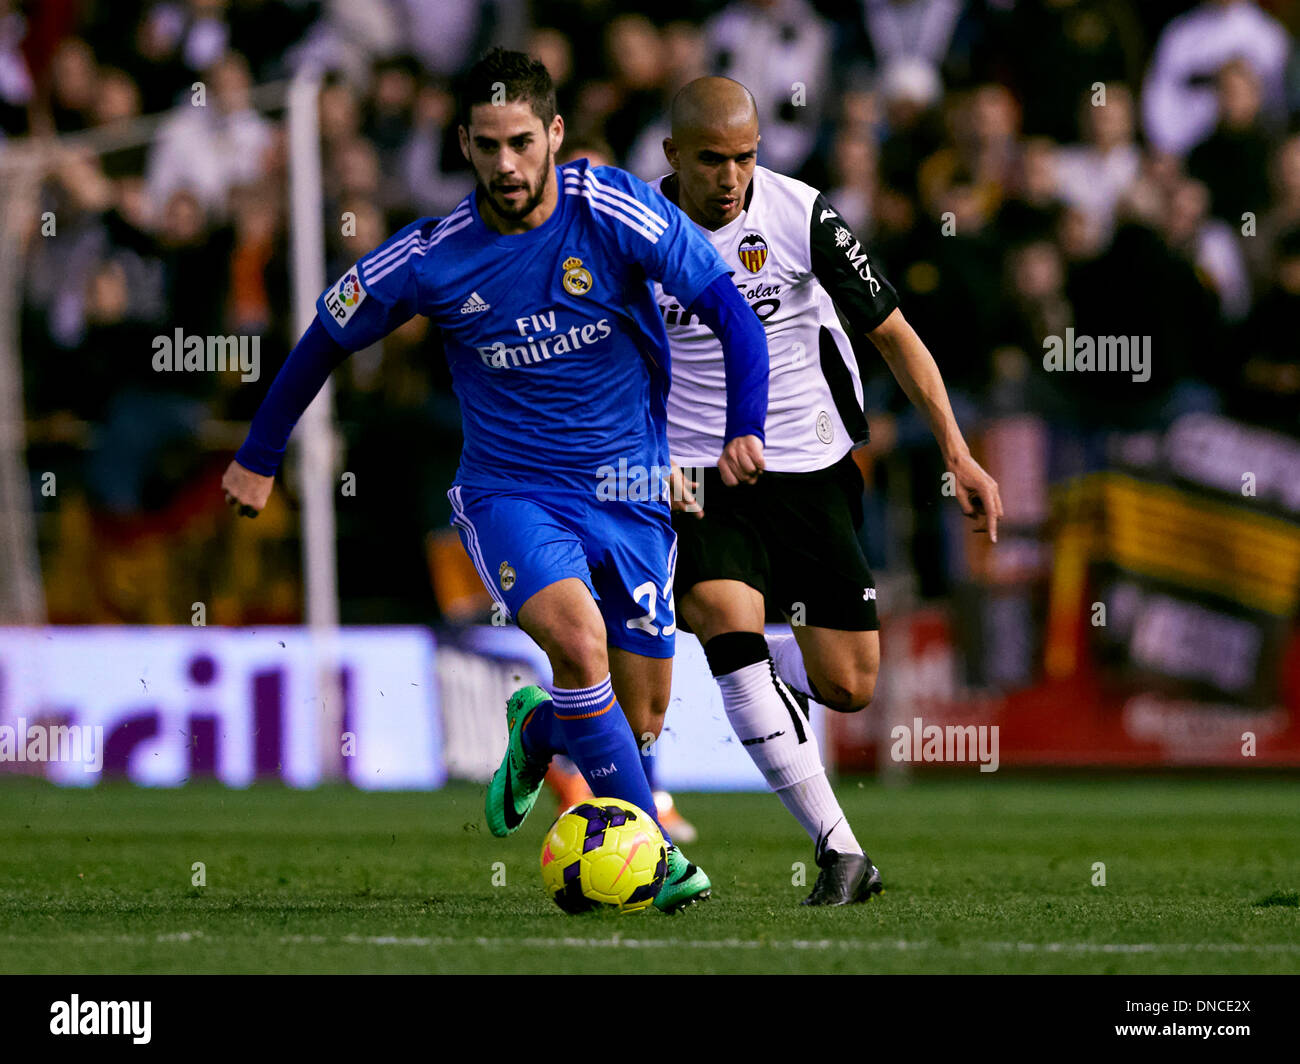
xmin=468 ymin=166 xmax=567 ymax=244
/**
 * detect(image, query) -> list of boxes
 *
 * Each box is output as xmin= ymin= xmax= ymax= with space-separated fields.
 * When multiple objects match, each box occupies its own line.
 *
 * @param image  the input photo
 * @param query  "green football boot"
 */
xmin=485 ymin=685 xmax=552 ymax=837
xmin=653 ymin=844 xmax=712 ymax=913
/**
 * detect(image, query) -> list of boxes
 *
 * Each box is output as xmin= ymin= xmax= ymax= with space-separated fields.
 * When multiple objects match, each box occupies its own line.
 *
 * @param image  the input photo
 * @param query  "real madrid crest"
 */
xmin=738 ymin=233 xmax=768 ymax=273
xmin=498 ymin=560 xmax=516 ymax=591
xmin=561 ymin=256 xmax=593 ymax=296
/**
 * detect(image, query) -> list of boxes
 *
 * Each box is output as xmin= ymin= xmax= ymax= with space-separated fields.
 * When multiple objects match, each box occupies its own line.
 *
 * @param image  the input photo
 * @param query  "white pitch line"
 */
xmin=4 ymin=932 xmax=1299 ymax=955
xmin=290 ymin=935 xmax=1300 ymax=955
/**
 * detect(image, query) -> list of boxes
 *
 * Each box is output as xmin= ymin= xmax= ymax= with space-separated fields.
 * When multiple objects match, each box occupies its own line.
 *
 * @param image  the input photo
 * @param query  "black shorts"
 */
xmin=672 ymin=451 xmax=880 ymax=631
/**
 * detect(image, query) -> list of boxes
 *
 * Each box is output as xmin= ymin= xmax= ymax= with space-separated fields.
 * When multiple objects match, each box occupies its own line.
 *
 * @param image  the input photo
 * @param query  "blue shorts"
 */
xmin=447 ymin=484 xmax=677 ymax=659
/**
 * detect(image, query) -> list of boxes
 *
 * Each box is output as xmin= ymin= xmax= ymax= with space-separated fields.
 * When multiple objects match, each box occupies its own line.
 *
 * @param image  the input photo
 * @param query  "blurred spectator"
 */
xmin=318 ymin=74 xmax=361 ymax=149
xmin=94 ymin=67 xmax=145 ymax=127
xmin=226 ymin=181 xmax=285 ymax=338
xmin=1063 ymin=170 xmax=1224 ymax=425
xmin=400 ymin=77 xmax=474 ymax=217
xmin=997 ymin=0 xmax=1143 ymax=141
xmin=335 ymin=199 xmax=386 ymax=267
xmin=853 ymin=0 xmax=968 ymax=80
xmin=1163 ymin=176 xmax=1251 ymax=322
xmin=918 ymin=82 xmax=1021 ymax=222
xmin=622 ymin=21 xmax=708 ymax=179
xmin=994 ymin=136 xmax=1065 ymax=246
xmin=363 ymin=54 xmax=417 ymax=155
xmin=1142 ymin=0 xmax=1289 ymax=156
xmin=25 ymin=151 xmax=115 ymax=352
xmin=876 ymin=57 xmax=946 ymax=202
xmin=598 ymin=15 xmax=669 ymax=163
xmin=527 ymin=27 xmax=576 ymax=114
xmin=1053 ymin=82 xmax=1141 ymax=239
xmin=1234 ymin=226 xmax=1300 ymax=433
xmin=47 ymin=36 xmax=97 ymax=133
xmin=141 ymin=0 xmax=232 ymax=77
xmin=328 ymin=138 xmax=381 ymax=211
xmin=992 ymin=237 xmax=1073 ymax=418
xmin=705 ymin=0 xmax=833 ymax=175
xmin=558 ymin=137 xmax=616 ymax=168
xmin=1186 ymin=58 xmax=1277 ymax=227
xmin=1002 ymin=238 xmax=1073 ymax=360
xmin=0 ymin=0 xmax=34 ymax=135
xmin=824 ymin=125 xmax=879 ymax=234
xmin=1249 ymin=133 xmax=1300 ymax=287
xmin=285 ymin=0 xmax=401 ymax=86
xmin=155 ymin=187 xmax=233 ymax=356
xmin=390 ymin=0 xmax=526 ymax=78
xmin=145 ymin=50 xmax=274 ymax=219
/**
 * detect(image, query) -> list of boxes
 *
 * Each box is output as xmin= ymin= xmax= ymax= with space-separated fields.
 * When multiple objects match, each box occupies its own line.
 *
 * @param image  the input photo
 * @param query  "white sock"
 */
xmin=777 ymin=777 xmax=862 ymax=859
xmin=767 ymin=633 xmax=815 ymax=700
xmin=716 ymin=658 xmax=862 ymax=856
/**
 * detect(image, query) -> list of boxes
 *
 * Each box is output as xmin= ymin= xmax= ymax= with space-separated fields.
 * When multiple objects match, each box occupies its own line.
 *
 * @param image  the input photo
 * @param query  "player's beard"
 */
xmin=483 ymin=149 xmax=553 ymax=224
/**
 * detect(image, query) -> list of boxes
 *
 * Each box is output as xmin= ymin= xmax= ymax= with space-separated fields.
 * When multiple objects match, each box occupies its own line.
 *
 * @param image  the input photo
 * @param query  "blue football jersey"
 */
xmin=316 ymin=160 xmax=732 ymax=493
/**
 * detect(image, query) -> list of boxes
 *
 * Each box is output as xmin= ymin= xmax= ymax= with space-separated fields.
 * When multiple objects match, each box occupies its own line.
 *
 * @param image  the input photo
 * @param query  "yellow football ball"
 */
xmin=540 ymin=798 xmax=667 ymax=914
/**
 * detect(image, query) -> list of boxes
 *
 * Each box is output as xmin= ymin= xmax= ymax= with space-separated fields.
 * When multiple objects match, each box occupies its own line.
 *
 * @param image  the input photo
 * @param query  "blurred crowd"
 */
xmin=6 ymin=0 xmax=1300 ymax=623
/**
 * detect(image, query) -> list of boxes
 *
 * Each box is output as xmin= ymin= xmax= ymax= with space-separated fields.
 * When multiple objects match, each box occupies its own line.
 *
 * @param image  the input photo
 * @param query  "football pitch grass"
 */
xmin=1 ymin=776 xmax=1296 ymax=975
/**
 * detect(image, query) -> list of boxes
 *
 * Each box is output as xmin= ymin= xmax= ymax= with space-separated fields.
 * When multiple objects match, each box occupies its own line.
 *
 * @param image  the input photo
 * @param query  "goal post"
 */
xmin=286 ymin=66 xmax=346 ymax=781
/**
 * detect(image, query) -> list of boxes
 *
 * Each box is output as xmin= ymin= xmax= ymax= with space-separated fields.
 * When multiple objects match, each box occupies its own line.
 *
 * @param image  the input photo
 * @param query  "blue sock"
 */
xmin=519 ymin=698 xmax=562 ymax=764
xmin=641 ymin=740 xmax=658 ymax=792
xmin=550 ymin=675 xmax=672 ymax=847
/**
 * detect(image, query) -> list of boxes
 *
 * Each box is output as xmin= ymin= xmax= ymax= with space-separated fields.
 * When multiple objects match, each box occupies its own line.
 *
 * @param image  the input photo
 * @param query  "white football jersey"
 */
xmin=653 ymin=165 xmax=898 ymax=472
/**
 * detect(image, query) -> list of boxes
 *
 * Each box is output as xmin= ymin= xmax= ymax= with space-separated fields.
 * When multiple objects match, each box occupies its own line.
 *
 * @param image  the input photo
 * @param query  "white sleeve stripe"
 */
xmin=362 ymin=232 xmax=425 ymax=279
xmin=578 ymin=192 xmax=661 ymax=243
xmin=564 ymin=174 xmax=667 ymax=235
xmin=365 ymin=245 xmax=429 ymax=286
xmin=365 ymin=216 xmax=474 ymax=285
xmin=361 ymin=208 xmax=471 ymax=280
xmin=425 ymin=213 xmax=475 ymax=247
xmin=561 ymin=174 xmax=665 ymax=234
xmin=581 ymin=169 xmax=669 ymax=230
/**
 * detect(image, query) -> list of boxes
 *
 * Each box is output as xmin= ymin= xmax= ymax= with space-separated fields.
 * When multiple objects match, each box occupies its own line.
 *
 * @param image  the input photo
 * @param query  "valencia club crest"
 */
xmin=738 ymin=233 xmax=768 ymax=273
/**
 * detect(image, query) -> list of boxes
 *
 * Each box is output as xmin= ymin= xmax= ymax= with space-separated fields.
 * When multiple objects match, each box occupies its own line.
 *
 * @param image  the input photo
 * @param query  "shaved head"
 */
xmin=664 ymin=77 xmax=761 ymax=229
xmin=670 ymin=76 xmax=758 ymax=141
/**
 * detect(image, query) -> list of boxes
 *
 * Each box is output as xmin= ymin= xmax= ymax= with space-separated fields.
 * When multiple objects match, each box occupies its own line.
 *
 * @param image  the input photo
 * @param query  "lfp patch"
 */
xmin=324 ymin=265 xmax=367 ymax=326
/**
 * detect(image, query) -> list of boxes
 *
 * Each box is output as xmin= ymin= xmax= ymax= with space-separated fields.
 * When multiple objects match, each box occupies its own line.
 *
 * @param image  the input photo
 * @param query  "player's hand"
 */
xmin=222 ymin=459 xmax=273 ymax=518
xmin=668 ymin=464 xmax=704 ymax=518
xmin=718 ymin=434 xmax=764 ymax=487
xmin=947 ymin=452 xmax=1002 ymax=544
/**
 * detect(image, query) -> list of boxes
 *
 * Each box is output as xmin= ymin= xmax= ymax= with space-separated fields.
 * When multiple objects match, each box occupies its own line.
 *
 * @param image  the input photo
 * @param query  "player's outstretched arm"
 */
xmin=223 ymin=316 xmax=353 ymax=518
xmin=224 ymin=217 xmax=435 ymax=517
xmin=685 ymin=274 xmax=768 ymax=485
xmin=868 ymin=307 xmax=1004 ymax=543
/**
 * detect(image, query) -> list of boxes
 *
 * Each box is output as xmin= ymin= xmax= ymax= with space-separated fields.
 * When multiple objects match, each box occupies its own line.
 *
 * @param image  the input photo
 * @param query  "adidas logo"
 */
xmin=459 ymin=291 xmax=491 ymax=314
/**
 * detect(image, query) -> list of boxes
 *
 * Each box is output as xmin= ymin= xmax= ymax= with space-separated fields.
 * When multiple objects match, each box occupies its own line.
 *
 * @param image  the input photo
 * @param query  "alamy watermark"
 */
xmin=0 ymin=719 xmax=103 ymax=773
xmin=595 ymin=459 xmax=704 ymax=511
xmin=1042 ymin=329 xmax=1150 ymax=383
xmin=50 ymin=995 xmax=151 ymax=1044
xmin=889 ymin=716 xmax=999 ymax=772
xmin=152 ymin=328 xmax=261 ymax=382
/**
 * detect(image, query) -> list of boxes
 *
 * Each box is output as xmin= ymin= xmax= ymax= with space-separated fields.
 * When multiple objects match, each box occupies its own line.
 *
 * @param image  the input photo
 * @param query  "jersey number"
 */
xmin=626 ymin=579 xmax=676 ymax=638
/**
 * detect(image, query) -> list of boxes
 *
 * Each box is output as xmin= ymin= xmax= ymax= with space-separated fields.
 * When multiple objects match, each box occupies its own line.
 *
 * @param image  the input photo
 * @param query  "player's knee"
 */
xmin=631 ymin=702 xmax=667 ymax=746
xmin=539 ymin=623 xmax=607 ymax=685
xmin=645 ymin=691 xmax=669 ymax=722
xmin=814 ymin=667 xmax=877 ymax=713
